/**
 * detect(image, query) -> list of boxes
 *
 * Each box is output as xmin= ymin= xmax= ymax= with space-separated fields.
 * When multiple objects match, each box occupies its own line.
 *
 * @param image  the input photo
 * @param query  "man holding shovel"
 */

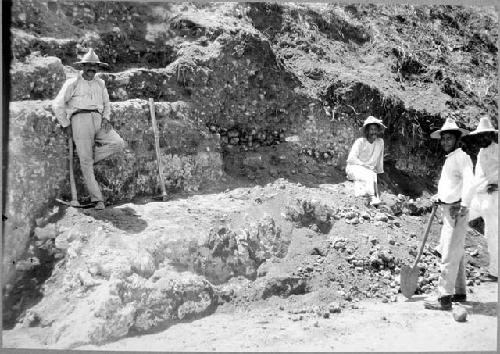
xmin=424 ymin=118 xmax=474 ymax=310
xmin=463 ymin=116 xmax=498 ymax=282
xmin=346 ymin=116 xmax=386 ymax=206
xmin=52 ymin=48 xmax=125 ymax=210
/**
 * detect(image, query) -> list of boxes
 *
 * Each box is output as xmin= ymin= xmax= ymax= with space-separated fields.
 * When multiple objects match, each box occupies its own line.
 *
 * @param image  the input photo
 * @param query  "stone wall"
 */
xmin=4 ymin=99 xmax=224 ymax=288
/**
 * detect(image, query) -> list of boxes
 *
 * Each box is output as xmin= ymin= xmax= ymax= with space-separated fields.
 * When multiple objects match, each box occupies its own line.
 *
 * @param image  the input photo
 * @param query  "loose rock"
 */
xmin=453 ymin=306 xmax=468 ymax=322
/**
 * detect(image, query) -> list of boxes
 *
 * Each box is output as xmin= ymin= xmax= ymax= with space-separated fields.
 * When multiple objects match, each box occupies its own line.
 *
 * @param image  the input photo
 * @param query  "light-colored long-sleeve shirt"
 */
xmin=346 ymin=137 xmax=384 ymax=174
xmin=52 ymin=71 xmax=110 ymax=128
xmin=462 ymin=142 xmax=499 ymax=207
xmin=437 ymin=148 xmax=474 ymax=204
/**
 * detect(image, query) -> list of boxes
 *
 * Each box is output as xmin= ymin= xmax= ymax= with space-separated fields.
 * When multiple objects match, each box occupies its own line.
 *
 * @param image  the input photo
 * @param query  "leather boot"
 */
xmin=451 ymin=294 xmax=467 ymax=302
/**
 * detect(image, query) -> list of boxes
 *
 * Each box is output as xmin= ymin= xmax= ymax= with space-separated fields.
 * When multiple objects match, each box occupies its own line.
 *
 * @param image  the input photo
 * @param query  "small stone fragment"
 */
xmin=453 ymin=306 xmax=468 ymax=322
xmin=361 ymin=212 xmax=371 ymax=220
xmin=374 ymin=213 xmax=389 ymax=222
xmin=329 ymin=302 xmax=341 ymax=313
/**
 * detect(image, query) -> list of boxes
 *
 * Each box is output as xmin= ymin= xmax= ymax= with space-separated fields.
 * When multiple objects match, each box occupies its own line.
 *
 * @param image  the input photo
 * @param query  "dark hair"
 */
xmin=481 ymin=131 xmax=498 ymax=142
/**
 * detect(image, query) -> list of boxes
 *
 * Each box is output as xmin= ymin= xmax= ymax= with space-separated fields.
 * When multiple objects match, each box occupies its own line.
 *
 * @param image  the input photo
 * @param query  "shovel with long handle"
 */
xmin=149 ymin=98 xmax=169 ymax=201
xmin=56 ymin=135 xmax=93 ymax=208
xmin=68 ymin=137 xmax=80 ymax=207
xmin=400 ymin=203 xmax=438 ymax=298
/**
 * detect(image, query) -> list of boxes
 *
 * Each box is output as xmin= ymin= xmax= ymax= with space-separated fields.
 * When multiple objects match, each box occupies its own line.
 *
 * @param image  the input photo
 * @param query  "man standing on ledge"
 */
xmin=53 ymin=48 xmax=125 ymax=210
xmin=346 ymin=116 xmax=386 ymax=206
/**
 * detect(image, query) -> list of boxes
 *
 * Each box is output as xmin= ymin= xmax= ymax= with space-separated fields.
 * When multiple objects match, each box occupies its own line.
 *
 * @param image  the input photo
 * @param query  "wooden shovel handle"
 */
xmin=149 ymin=98 xmax=167 ymax=198
xmin=412 ymin=204 xmax=438 ymax=268
xmin=69 ymin=137 xmax=78 ymax=204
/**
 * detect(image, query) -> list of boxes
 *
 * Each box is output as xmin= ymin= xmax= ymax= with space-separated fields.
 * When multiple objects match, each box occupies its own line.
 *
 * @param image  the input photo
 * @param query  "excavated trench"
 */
xmin=5 ymin=1 xmax=496 ymax=346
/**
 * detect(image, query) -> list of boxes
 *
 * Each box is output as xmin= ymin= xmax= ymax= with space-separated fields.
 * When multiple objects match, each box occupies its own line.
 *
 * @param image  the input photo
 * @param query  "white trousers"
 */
xmin=437 ymin=205 xmax=467 ymax=297
xmin=470 ymin=191 xmax=498 ymax=277
xmin=345 ymin=165 xmax=377 ymax=196
xmin=72 ymin=112 xmax=125 ymax=202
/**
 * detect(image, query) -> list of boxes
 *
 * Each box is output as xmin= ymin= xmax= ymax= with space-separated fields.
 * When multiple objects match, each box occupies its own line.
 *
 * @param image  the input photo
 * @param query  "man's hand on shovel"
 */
xmin=450 ymin=204 xmax=468 ymax=220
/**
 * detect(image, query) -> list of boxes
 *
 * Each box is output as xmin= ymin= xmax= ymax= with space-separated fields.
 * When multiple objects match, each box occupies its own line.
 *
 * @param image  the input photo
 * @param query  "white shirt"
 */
xmin=52 ymin=71 xmax=111 ymax=128
xmin=476 ymin=142 xmax=499 ymax=185
xmin=346 ymin=137 xmax=384 ymax=174
xmin=462 ymin=142 xmax=499 ymax=207
xmin=437 ymin=148 xmax=474 ymax=204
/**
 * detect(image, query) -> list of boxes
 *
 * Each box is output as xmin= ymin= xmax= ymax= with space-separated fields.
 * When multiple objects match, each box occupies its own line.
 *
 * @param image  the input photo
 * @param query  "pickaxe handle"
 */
xmin=68 ymin=136 xmax=80 ymax=206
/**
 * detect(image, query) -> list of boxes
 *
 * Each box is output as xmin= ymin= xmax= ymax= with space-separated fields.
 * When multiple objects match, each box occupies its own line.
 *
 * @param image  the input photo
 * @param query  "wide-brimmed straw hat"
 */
xmin=430 ymin=118 xmax=469 ymax=139
xmin=73 ymin=48 xmax=108 ymax=69
xmin=359 ymin=116 xmax=387 ymax=133
xmin=469 ymin=116 xmax=498 ymax=136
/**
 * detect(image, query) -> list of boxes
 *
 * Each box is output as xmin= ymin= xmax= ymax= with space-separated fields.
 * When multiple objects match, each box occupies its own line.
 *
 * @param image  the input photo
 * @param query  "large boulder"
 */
xmin=10 ymin=54 xmax=66 ymax=100
xmin=21 ymin=265 xmax=216 ymax=348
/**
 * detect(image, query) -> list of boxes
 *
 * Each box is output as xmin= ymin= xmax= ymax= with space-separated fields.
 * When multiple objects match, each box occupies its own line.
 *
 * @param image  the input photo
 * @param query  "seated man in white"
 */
xmin=346 ymin=116 xmax=386 ymax=206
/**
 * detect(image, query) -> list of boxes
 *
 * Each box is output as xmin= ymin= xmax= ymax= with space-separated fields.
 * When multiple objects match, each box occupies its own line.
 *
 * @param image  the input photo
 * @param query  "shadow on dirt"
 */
xmin=84 ymin=206 xmax=148 ymax=233
xmin=404 ymin=296 xmax=497 ymax=317
xmin=469 ymin=301 xmax=497 ymax=317
xmin=379 ymin=159 xmax=435 ymax=198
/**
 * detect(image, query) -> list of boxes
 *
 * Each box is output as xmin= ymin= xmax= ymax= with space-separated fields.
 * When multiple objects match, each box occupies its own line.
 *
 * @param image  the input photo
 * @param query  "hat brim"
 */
xmin=469 ymin=128 xmax=498 ymax=135
xmin=430 ymin=128 xmax=469 ymax=139
xmin=73 ymin=61 xmax=109 ymax=69
xmin=360 ymin=122 xmax=387 ymax=132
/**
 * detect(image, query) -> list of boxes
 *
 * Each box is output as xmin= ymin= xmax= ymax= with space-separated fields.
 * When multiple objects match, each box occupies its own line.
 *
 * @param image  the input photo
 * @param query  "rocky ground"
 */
xmin=5 ymin=282 xmax=497 ymax=351
xmin=2 ymin=179 xmax=496 ymax=350
xmin=76 ymin=282 xmax=499 ymax=351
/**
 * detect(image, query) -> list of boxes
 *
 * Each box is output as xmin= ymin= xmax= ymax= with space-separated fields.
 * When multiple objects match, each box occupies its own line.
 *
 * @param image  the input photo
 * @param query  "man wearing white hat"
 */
xmin=346 ymin=116 xmax=386 ymax=206
xmin=424 ymin=118 xmax=474 ymax=310
xmin=463 ymin=116 xmax=498 ymax=282
xmin=53 ymin=48 xmax=125 ymax=210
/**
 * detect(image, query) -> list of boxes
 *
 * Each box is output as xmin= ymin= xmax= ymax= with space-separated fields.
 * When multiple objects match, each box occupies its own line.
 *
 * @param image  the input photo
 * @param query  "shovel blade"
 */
xmin=400 ymin=265 xmax=419 ymax=299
